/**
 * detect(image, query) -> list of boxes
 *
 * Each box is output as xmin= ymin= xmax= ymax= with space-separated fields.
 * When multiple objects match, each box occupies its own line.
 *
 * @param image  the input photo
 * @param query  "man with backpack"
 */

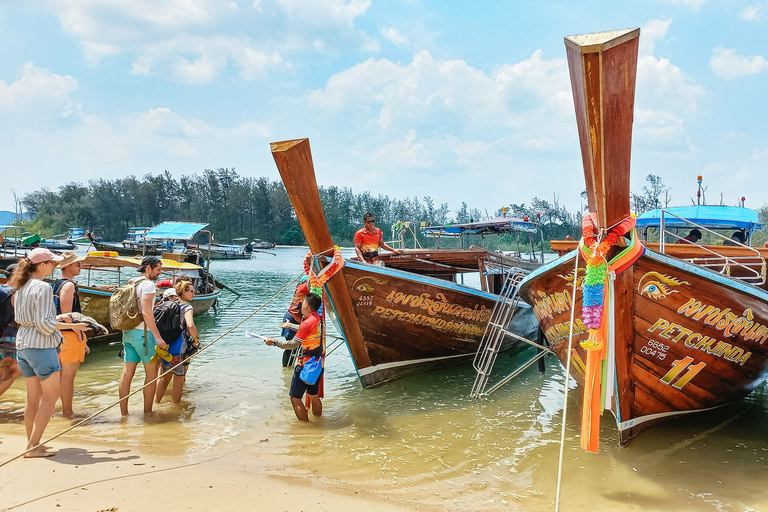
xmin=1 ymin=264 xmax=21 ymax=398
xmin=117 ymin=256 xmax=168 ymax=415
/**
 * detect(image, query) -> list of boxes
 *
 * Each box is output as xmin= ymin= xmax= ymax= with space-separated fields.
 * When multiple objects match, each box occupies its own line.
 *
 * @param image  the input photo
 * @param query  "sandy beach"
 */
xmin=0 ymin=432 xmax=437 ymax=512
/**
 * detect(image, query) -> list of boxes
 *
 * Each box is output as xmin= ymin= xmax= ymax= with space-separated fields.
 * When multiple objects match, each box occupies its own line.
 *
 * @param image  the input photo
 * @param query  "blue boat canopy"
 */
xmin=635 ymin=206 xmax=761 ymax=232
xmin=422 ymin=216 xmax=539 ymax=237
xmin=145 ymin=222 xmax=210 ymax=240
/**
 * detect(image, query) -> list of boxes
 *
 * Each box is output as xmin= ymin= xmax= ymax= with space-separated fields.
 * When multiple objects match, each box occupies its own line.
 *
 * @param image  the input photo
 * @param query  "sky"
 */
xmin=1 ymin=0 xmax=767 ymax=220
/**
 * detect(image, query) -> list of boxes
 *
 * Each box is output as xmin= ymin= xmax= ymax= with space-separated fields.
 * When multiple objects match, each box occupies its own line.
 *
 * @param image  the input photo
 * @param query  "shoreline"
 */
xmin=0 ymin=432 xmax=438 ymax=512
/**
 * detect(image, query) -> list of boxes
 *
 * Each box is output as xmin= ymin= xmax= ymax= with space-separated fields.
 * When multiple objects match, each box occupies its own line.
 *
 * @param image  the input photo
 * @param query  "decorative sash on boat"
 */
xmin=576 ymin=215 xmax=643 ymax=452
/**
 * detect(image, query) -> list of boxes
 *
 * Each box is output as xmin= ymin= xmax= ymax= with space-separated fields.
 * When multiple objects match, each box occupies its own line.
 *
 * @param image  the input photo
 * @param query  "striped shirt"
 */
xmin=14 ymin=278 xmax=63 ymax=350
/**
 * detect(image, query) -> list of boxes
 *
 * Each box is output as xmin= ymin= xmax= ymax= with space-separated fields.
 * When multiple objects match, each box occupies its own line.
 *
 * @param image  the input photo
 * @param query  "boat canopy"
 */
xmin=422 ymin=216 xmax=539 ymax=237
xmin=81 ymin=254 xmax=203 ymax=271
xmin=145 ymin=222 xmax=210 ymax=240
xmin=635 ymin=206 xmax=761 ymax=232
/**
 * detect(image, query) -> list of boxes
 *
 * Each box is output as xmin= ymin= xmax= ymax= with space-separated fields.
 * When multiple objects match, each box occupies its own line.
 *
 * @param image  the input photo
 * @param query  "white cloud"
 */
xmin=307 ymin=49 xmax=572 ymax=141
xmin=0 ymin=62 xmax=78 ymax=111
xmin=710 ymin=47 xmax=768 ymax=78
xmin=660 ymin=0 xmax=706 ymax=10
xmin=380 ymin=27 xmax=409 ymax=47
xmin=639 ymin=18 xmax=672 ymax=57
xmin=740 ymin=4 xmax=763 ymax=21
xmin=130 ymin=35 xmax=281 ymax=83
xmin=274 ymin=0 xmax=371 ymax=27
xmin=370 ymin=130 xmax=432 ymax=168
xmin=47 ymin=0 xmax=369 ymax=82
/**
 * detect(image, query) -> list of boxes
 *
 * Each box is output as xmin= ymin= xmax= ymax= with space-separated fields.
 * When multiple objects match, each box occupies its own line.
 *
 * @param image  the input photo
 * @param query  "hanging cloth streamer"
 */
xmin=577 ymin=213 xmax=639 ymax=453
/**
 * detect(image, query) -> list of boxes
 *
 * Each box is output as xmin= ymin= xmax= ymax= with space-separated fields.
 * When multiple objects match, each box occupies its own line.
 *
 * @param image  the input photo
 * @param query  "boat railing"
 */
xmin=470 ymin=267 xmax=553 ymax=398
xmin=657 ymin=209 xmax=766 ymax=286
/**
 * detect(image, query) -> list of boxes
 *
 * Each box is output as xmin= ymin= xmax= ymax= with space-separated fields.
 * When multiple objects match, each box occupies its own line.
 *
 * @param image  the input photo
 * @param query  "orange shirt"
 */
xmin=354 ymin=227 xmax=382 ymax=257
xmin=294 ymin=311 xmax=323 ymax=365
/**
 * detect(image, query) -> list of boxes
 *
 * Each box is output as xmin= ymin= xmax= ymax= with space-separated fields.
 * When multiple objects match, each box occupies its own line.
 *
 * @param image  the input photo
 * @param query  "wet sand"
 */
xmin=0 ymin=432 xmax=434 ymax=512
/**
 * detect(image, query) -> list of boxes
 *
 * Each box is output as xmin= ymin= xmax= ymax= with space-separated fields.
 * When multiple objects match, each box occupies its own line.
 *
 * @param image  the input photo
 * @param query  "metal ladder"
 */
xmin=470 ymin=268 xmax=552 ymax=399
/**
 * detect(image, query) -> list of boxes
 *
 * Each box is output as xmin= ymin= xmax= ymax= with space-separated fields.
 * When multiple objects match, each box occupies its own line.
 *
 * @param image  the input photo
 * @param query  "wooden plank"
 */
xmin=270 ymin=138 xmax=371 ymax=368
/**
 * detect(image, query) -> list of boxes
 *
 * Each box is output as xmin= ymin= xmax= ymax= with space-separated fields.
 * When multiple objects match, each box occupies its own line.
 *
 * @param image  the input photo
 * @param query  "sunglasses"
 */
xmin=366 ymin=220 xmax=376 ymax=224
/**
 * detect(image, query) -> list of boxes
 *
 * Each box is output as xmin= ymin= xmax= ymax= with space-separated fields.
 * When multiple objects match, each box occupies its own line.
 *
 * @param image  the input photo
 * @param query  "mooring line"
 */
xmin=0 ymin=272 xmax=304 ymax=468
xmin=554 ymin=249 xmax=581 ymax=512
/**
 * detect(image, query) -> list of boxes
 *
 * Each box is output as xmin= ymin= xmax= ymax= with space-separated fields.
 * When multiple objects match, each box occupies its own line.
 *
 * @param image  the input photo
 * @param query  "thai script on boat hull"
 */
xmin=647 ymin=318 xmax=752 ymax=366
xmin=531 ymin=289 xmax=572 ymax=320
xmin=370 ymin=306 xmax=486 ymax=337
xmin=676 ymin=298 xmax=768 ymax=345
xmin=384 ymin=291 xmax=492 ymax=322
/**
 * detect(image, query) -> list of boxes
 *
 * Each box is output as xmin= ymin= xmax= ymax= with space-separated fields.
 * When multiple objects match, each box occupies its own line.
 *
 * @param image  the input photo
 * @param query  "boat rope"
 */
xmin=554 ymin=248 xmax=581 ymax=512
xmin=0 ymin=272 xmax=305 ymax=468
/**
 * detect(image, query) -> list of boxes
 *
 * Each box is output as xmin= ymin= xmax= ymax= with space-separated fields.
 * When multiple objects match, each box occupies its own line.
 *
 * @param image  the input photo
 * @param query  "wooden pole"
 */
xmin=270 ymin=139 xmax=371 ymax=369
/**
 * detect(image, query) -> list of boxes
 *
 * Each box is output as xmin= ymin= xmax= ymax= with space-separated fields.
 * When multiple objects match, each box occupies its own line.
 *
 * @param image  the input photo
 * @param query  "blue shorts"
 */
xmin=289 ymin=365 xmax=322 ymax=399
xmin=17 ymin=347 xmax=61 ymax=380
xmin=1 ymin=335 xmax=17 ymax=361
xmin=281 ymin=312 xmax=297 ymax=340
xmin=123 ymin=328 xmax=157 ymax=364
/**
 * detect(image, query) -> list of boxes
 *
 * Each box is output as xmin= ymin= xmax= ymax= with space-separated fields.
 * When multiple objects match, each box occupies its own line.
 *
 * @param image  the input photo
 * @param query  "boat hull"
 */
xmin=76 ymin=285 xmax=219 ymax=335
xmin=519 ymin=248 xmax=768 ymax=444
xmin=91 ymin=240 xmax=163 ymax=256
xmin=335 ymin=259 xmax=539 ymax=387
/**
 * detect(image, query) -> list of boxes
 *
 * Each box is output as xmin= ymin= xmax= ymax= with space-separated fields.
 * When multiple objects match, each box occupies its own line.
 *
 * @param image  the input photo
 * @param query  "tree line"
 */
xmin=20 ymin=169 xmax=748 ymax=251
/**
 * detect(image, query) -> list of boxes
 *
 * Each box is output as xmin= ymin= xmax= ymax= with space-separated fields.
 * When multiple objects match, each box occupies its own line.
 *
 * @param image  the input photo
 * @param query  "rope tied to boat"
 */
xmin=554 ymin=245 xmax=581 ymax=512
xmin=304 ymin=246 xmax=345 ymax=292
xmin=0 ymin=272 xmax=306 ymax=468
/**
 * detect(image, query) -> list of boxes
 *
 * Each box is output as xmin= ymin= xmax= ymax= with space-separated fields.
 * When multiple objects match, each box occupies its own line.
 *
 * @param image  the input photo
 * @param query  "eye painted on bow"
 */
xmin=355 ymin=283 xmax=374 ymax=293
xmin=638 ymin=271 xmax=689 ymax=300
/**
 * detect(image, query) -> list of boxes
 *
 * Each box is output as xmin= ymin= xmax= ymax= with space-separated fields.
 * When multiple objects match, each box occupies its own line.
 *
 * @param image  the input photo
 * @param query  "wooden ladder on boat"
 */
xmin=470 ymin=268 xmax=552 ymax=399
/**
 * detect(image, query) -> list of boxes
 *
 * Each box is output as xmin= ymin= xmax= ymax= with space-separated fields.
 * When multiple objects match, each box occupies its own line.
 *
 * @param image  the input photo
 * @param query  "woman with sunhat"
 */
xmin=10 ymin=248 xmax=88 ymax=457
xmin=52 ymin=250 xmax=88 ymax=419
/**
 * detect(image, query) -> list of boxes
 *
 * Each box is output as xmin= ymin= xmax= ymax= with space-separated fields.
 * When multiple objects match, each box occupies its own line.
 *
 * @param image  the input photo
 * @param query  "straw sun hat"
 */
xmin=56 ymin=250 xmax=84 ymax=269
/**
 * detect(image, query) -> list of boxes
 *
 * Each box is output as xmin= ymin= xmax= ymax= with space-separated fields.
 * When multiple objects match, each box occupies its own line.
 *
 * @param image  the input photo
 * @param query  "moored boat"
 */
xmin=517 ymin=28 xmax=768 ymax=448
xmin=271 ymin=138 xmax=541 ymax=388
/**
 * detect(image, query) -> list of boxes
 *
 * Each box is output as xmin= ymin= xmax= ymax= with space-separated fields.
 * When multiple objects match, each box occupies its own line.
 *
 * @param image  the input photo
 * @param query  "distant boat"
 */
xmin=91 ymin=227 xmax=163 ymax=256
xmin=67 ymin=227 xmax=102 ymax=244
xmin=186 ymin=242 xmax=251 ymax=260
xmin=517 ymin=28 xmax=768 ymax=448
xmin=37 ymin=239 xmax=76 ymax=251
xmin=251 ymin=239 xmax=276 ymax=250
xmin=271 ymin=138 xmax=542 ymax=388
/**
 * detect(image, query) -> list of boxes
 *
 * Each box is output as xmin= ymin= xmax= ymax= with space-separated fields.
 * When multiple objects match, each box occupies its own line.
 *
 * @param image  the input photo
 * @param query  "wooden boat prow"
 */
xmin=271 ymin=138 xmax=541 ymax=387
xmin=520 ymin=28 xmax=768 ymax=446
xmin=271 ymin=138 xmax=371 ymax=369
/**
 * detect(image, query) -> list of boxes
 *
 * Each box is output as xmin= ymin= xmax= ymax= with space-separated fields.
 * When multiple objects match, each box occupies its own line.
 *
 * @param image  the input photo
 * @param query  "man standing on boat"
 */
xmin=354 ymin=213 xmax=402 ymax=263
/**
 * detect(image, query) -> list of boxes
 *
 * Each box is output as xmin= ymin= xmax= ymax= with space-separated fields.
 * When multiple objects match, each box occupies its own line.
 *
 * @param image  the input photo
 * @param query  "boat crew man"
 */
xmin=354 ymin=213 xmax=402 ymax=263
xmin=265 ymin=293 xmax=324 ymax=422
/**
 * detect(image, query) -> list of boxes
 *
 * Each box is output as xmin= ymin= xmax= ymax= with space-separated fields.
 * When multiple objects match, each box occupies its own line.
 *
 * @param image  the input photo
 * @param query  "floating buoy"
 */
xmin=88 ymin=250 xmax=118 ymax=258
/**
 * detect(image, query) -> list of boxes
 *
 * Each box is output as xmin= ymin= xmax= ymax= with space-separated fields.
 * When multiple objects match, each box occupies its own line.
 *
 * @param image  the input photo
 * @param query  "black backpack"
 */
xmin=153 ymin=300 xmax=184 ymax=343
xmin=0 ymin=285 xmax=13 ymax=334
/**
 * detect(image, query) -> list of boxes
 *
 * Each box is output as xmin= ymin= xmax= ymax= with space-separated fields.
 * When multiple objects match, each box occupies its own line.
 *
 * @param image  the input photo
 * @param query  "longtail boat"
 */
xmin=0 ymin=253 xmax=221 ymax=339
xmin=271 ymin=138 xmax=541 ymax=388
xmin=517 ymin=28 xmax=768 ymax=448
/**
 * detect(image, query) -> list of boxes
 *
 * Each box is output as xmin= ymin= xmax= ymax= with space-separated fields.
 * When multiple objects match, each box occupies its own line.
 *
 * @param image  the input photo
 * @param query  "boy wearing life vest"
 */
xmin=265 ymin=293 xmax=324 ymax=422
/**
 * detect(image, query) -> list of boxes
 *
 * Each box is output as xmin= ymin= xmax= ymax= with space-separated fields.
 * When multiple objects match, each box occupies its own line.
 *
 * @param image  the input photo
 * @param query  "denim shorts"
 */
xmin=17 ymin=347 xmax=62 ymax=380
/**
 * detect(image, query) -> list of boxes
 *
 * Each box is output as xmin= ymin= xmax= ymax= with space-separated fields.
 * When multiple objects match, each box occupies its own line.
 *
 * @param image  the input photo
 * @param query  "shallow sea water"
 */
xmin=2 ymin=247 xmax=768 ymax=511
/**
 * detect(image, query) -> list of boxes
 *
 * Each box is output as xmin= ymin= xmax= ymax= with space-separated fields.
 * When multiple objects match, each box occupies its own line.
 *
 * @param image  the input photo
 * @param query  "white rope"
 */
xmin=554 ymin=248 xmax=581 ymax=512
xmin=0 ymin=272 xmax=304 ymax=468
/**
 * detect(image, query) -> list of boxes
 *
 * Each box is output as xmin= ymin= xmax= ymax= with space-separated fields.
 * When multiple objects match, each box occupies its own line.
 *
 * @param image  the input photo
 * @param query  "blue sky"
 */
xmin=1 ymin=0 xmax=767 ymax=219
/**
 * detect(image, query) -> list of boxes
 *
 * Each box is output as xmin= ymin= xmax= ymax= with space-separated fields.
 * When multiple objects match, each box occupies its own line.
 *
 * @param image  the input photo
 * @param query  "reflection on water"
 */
xmin=1 ymin=247 xmax=768 ymax=510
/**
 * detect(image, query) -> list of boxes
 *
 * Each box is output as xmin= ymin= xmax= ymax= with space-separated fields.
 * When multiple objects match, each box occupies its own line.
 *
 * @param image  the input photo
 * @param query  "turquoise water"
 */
xmin=1 ymin=247 xmax=768 ymax=511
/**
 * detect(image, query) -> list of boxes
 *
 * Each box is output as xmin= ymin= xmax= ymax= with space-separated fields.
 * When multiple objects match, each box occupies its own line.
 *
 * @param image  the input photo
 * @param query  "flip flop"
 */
xmin=151 ymin=346 xmax=172 ymax=364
